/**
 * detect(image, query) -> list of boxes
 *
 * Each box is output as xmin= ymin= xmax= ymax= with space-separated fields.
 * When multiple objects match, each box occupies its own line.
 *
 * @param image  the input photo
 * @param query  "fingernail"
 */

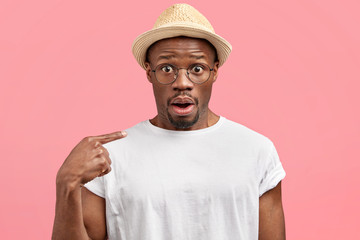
xmin=121 ymin=131 xmax=127 ymax=137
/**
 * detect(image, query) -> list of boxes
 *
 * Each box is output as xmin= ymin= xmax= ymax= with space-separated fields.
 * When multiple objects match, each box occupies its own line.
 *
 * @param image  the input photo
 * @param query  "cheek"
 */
xmin=152 ymin=85 xmax=170 ymax=106
xmin=197 ymin=84 xmax=213 ymax=105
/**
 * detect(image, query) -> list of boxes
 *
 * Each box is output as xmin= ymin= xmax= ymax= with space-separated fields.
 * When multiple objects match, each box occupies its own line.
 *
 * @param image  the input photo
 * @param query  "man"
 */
xmin=52 ymin=3 xmax=286 ymax=240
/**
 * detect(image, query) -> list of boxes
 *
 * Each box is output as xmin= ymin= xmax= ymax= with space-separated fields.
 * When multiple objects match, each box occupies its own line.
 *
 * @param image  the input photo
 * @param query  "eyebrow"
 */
xmin=190 ymin=55 xmax=205 ymax=60
xmin=157 ymin=55 xmax=175 ymax=60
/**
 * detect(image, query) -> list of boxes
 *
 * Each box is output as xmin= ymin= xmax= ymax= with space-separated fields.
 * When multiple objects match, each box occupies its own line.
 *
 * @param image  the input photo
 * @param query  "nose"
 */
xmin=172 ymin=68 xmax=194 ymax=91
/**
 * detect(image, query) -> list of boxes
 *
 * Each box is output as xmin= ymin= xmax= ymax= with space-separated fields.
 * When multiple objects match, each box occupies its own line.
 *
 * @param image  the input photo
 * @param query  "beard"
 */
xmin=167 ymin=108 xmax=200 ymax=129
xmin=166 ymin=92 xmax=200 ymax=129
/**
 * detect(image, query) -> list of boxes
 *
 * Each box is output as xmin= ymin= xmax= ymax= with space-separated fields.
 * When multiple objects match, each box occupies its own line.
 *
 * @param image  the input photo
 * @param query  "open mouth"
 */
xmin=170 ymin=97 xmax=195 ymax=116
xmin=172 ymin=103 xmax=193 ymax=108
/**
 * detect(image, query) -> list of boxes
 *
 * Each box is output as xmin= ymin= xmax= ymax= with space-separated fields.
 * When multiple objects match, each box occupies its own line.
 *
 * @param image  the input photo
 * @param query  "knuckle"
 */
xmin=83 ymin=136 xmax=93 ymax=143
xmin=96 ymin=148 xmax=103 ymax=155
xmin=103 ymin=148 xmax=109 ymax=156
xmin=108 ymin=157 xmax=112 ymax=165
xmin=105 ymin=167 xmax=111 ymax=174
xmin=94 ymin=141 xmax=101 ymax=148
xmin=98 ymin=158 xmax=107 ymax=167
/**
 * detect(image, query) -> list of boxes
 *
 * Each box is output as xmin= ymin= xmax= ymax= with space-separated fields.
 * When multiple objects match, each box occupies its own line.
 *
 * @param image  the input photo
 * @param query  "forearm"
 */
xmin=52 ymin=181 xmax=90 ymax=240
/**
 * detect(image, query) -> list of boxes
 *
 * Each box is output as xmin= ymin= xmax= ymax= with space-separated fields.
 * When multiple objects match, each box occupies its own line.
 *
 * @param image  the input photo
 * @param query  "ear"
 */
xmin=212 ymin=61 xmax=219 ymax=83
xmin=144 ymin=62 xmax=153 ymax=83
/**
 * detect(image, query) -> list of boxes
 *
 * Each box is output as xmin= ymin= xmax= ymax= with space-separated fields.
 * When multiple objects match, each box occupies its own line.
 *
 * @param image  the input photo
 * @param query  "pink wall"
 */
xmin=1 ymin=0 xmax=359 ymax=239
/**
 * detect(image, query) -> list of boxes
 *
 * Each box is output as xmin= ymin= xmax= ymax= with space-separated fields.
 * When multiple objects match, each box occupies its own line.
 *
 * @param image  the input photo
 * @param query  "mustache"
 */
xmin=167 ymin=92 xmax=199 ymax=106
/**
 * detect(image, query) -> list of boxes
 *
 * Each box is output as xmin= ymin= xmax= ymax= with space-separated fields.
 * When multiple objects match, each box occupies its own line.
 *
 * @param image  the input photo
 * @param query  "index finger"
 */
xmin=92 ymin=131 xmax=127 ymax=144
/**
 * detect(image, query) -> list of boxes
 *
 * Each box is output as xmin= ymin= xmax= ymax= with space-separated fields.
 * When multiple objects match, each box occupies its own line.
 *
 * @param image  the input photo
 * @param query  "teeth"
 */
xmin=171 ymin=97 xmax=194 ymax=105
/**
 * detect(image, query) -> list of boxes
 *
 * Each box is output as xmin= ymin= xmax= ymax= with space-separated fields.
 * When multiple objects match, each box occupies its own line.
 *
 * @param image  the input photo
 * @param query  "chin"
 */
xmin=167 ymin=110 xmax=200 ymax=129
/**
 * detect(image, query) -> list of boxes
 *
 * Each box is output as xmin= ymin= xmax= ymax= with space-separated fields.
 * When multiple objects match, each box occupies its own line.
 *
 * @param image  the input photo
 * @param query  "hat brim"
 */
xmin=132 ymin=23 xmax=232 ymax=69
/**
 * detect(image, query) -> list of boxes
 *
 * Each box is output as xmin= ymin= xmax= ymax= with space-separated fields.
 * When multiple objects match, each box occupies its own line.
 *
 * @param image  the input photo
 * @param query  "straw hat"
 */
xmin=132 ymin=3 xmax=232 ymax=70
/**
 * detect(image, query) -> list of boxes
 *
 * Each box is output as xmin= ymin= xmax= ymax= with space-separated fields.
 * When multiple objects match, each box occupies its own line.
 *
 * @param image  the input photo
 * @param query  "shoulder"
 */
xmin=102 ymin=120 xmax=149 ymax=150
xmin=221 ymin=116 xmax=274 ymax=150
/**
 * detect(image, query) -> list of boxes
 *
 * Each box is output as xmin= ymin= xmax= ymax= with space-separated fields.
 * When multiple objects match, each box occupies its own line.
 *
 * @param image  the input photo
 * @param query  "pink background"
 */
xmin=1 ymin=0 xmax=359 ymax=239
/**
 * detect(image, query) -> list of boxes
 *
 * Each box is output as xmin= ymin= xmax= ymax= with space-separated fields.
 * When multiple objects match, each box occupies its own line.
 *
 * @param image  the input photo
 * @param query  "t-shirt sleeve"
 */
xmin=83 ymin=175 xmax=105 ymax=198
xmin=259 ymin=142 xmax=286 ymax=197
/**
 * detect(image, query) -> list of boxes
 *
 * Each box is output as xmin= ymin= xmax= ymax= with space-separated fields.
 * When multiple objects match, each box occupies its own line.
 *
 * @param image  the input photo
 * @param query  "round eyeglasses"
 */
xmin=151 ymin=63 xmax=214 ymax=85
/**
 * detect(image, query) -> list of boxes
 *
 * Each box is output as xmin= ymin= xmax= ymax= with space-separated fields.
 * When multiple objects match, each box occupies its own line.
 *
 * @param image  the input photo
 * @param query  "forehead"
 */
xmin=147 ymin=37 xmax=216 ymax=62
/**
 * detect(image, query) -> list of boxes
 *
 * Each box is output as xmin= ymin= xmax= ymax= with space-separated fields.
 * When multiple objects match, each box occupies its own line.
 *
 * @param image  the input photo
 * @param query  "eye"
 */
xmin=190 ymin=64 xmax=205 ymax=74
xmin=160 ymin=65 xmax=174 ymax=73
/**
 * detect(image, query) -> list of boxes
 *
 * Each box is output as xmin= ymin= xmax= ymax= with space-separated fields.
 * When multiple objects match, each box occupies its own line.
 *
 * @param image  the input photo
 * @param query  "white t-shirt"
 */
xmin=84 ymin=116 xmax=286 ymax=240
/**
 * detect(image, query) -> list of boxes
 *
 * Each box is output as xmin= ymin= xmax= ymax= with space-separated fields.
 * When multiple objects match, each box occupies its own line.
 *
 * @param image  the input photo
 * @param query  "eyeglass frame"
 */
xmin=150 ymin=63 xmax=215 ymax=85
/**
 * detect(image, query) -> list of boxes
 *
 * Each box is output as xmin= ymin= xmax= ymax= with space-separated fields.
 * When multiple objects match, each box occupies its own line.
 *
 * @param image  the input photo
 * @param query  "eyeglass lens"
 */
xmin=155 ymin=64 xmax=211 ymax=84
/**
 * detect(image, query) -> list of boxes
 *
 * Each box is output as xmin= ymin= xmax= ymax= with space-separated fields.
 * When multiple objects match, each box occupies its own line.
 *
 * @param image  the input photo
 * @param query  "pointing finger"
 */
xmin=91 ymin=131 xmax=127 ymax=144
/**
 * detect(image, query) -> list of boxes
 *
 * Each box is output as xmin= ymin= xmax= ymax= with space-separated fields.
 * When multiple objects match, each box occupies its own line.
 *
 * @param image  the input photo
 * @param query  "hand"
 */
xmin=56 ymin=131 xmax=127 ymax=188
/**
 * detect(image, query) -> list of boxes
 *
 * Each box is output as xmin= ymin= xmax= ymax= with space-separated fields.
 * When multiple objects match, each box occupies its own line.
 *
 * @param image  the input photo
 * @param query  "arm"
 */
xmin=259 ymin=181 xmax=286 ymax=240
xmin=82 ymin=187 xmax=107 ymax=239
xmin=52 ymin=182 xmax=107 ymax=240
xmin=52 ymin=131 xmax=127 ymax=240
xmin=52 ymin=183 xmax=98 ymax=240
